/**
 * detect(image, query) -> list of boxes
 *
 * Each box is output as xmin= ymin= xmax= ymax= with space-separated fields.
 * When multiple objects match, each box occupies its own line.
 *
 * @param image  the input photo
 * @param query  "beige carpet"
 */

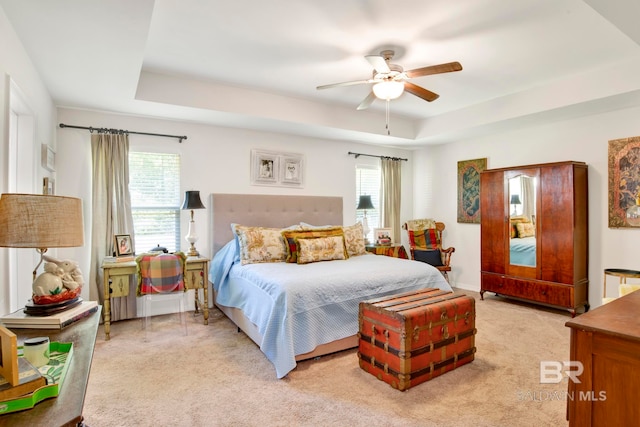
xmin=83 ymin=291 xmax=571 ymax=427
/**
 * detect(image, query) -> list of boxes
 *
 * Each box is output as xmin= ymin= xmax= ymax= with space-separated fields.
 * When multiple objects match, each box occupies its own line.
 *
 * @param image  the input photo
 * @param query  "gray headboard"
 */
xmin=209 ymin=193 xmax=343 ymax=255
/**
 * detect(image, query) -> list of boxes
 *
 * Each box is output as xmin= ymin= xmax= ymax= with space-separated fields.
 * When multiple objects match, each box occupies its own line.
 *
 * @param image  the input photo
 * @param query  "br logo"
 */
xmin=540 ymin=361 xmax=583 ymax=384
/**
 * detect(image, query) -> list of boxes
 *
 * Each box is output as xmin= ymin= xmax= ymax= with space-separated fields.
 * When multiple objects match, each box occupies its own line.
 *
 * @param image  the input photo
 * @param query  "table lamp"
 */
xmin=510 ymin=194 xmax=521 ymax=216
xmin=356 ymin=195 xmax=375 ymax=245
xmin=181 ymin=190 xmax=206 ymax=257
xmin=0 ymin=193 xmax=84 ymax=307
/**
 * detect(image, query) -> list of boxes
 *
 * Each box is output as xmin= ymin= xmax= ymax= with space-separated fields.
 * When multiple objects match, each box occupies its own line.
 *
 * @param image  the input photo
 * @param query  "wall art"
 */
xmin=457 ymin=158 xmax=487 ymax=224
xmin=608 ymin=136 xmax=640 ymax=227
xmin=251 ymin=149 xmax=304 ymax=188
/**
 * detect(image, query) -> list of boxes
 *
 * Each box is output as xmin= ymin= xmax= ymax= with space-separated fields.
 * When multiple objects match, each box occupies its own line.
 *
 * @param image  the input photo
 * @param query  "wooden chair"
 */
xmin=403 ymin=219 xmax=455 ymax=282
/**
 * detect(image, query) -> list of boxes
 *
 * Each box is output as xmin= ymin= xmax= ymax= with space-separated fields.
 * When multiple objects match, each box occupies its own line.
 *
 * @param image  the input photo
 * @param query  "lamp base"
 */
xmin=187 ymin=243 xmax=199 ymax=257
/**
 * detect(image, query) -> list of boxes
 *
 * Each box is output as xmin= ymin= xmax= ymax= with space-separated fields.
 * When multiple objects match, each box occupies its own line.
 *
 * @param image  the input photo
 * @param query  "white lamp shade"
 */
xmin=372 ymin=80 xmax=404 ymax=100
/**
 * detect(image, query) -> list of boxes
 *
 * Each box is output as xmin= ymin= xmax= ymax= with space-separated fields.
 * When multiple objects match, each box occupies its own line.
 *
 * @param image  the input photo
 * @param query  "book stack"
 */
xmin=103 ymin=255 xmax=135 ymax=263
xmin=0 ymin=300 xmax=99 ymax=330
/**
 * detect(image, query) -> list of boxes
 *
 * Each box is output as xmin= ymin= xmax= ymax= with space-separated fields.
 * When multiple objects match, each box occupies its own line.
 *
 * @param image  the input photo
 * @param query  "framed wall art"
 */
xmin=251 ymin=150 xmax=279 ymax=185
xmin=251 ymin=149 xmax=304 ymax=188
xmin=41 ymin=144 xmax=56 ymax=172
xmin=279 ymin=154 xmax=304 ymax=187
xmin=457 ymin=158 xmax=487 ymax=224
xmin=608 ymin=136 xmax=640 ymax=227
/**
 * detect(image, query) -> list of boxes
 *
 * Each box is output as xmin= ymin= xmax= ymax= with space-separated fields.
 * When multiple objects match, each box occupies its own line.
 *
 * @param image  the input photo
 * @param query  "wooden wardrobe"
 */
xmin=480 ymin=161 xmax=589 ymax=316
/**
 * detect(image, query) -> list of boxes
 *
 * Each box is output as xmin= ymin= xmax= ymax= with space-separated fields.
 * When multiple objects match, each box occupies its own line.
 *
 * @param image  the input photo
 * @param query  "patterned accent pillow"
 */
xmin=408 ymin=228 xmax=441 ymax=250
xmin=296 ymin=235 xmax=347 ymax=264
xmin=136 ymin=252 xmax=186 ymax=296
xmin=233 ymin=225 xmax=288 ymax=265
xmin=281 ymin=227 xmax=345 ymax=263
xmin=509 ymin=216 xmax=530 ymax=238
xmin=515 ymin=221 xmax=535 ymax=238
xmin=342 ymin=223 xmax=367 ymax=257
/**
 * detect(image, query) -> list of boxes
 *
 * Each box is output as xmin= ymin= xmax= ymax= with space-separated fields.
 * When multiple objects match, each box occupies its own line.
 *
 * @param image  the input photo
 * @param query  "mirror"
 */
xmin=509 ymin=175 xmax=537 ymax=267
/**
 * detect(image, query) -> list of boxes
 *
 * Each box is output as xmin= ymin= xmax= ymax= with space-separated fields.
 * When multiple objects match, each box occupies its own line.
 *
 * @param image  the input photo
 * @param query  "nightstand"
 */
xmin=365 ymin=244 xmax=409 ymax=259
xmin=184 ymin=256 xmax=210 ymax=325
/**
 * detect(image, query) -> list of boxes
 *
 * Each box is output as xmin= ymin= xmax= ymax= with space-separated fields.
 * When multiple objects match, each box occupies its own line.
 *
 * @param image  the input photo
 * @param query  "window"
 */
xmin=356 ymin=165 xmax=381 ymax=242
xmin=129 ymin=152 xmax=181 ymax=254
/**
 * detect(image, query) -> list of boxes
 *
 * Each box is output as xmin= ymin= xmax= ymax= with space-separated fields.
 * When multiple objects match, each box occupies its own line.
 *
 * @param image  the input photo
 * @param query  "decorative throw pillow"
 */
xmin=515 ymin=221 xmax=535 ymax=238
xmin=296 ymin=235 xmax=347 ymax=264
xmin=341 ymin=223 xmax=367 ymax=257
xmin=409 ymin=228 xmax=441 ymax=250
xmin=136 ymin=252 xmax=186 ymax=296
xmin=233 ymin=225 xmax=288 ymax=265
xmin=413 ymin=249 xmax=444 ymax=267
xmin=281 ymin=227 xmax=345 ymax=263
xmin=509 ymin=216 xmax=529 ymax=238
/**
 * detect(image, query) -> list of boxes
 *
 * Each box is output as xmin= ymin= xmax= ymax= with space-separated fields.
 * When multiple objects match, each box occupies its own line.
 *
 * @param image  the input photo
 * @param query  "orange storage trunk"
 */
xmin=358 ymin=288 xmax=476 ymax=391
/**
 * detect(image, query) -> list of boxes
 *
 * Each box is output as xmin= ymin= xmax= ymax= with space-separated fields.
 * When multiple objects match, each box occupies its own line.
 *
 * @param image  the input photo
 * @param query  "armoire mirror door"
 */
xmin=506 ymin=168 xmax=539 ymax=279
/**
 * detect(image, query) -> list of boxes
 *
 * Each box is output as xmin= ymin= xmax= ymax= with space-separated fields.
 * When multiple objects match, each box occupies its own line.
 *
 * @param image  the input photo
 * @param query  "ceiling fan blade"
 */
xmin=365 ymin=55 xmax=390 ymax=74
xmin=316 ymin=79 xmax=372 ymax=90
xmin=356 ymin=92 xmax=376 ymax=110
xmin=405 ymin=62 xmax=463 ymax=79
xmin=404 ymin=82 xmax=439 ymax=102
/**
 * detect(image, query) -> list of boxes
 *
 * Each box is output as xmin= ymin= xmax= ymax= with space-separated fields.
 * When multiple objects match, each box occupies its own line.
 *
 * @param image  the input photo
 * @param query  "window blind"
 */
xmin=129 ymin=152 xmax=181 ymax=253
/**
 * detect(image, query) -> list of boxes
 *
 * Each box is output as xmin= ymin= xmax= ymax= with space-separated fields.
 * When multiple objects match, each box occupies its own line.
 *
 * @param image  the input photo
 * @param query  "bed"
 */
xmin=509 ymin=236 xmax=536 ymax=267
xmin=208 ymin=193 xmax=452 ymax=378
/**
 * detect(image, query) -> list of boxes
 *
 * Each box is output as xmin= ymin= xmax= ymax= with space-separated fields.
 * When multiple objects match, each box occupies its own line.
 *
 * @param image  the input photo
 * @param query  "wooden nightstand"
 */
xmin=101 ymin=256 xmax=209 ymax=340
xmin=365 ymin=244 xmax=409 ymax=259
xmin=184 ymin=256 xmax=210 ymax=325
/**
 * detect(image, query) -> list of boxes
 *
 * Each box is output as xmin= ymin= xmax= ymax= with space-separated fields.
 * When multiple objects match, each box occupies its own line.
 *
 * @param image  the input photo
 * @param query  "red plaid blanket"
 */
xmin=136 ymin=252 xmax=186 ymax=295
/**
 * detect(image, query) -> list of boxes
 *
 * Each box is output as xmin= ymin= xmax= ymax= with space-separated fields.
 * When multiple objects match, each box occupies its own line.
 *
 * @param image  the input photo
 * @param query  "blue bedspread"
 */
xmin=510 ymin=236 xmax=536 ymax=266
xmin=210 ymin=240 xmax=452 ymax=378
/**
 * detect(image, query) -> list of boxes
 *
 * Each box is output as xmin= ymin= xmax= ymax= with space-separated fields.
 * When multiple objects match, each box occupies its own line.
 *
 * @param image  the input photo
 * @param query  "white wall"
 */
xmin=414 ymin=106 xmax=640 ymax=309
xmin=56 ymin=108 xmax=415 ymax=302
xmin=0 ymin=6 xmax=57 ymax=314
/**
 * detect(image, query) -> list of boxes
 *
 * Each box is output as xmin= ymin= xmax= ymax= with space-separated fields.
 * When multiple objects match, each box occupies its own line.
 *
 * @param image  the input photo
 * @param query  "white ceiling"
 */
xmin=3 ymin=0 xmax=640 ymax=147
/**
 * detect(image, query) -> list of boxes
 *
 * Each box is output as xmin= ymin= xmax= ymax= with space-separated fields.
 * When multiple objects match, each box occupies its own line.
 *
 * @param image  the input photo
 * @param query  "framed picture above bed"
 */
xmin=251 ymin=149 xmax=304 ymax=188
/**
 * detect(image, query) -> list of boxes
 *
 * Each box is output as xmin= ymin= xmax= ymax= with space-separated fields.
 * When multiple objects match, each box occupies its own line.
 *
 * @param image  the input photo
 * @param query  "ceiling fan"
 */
xmin=316 ymin=50 xmax=462 ymax=110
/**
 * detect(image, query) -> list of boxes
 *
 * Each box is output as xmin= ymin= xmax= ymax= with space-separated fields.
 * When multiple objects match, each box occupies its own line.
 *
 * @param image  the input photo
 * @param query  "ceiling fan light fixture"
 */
xmin=372 ymin=80 xmax=404 ymax=100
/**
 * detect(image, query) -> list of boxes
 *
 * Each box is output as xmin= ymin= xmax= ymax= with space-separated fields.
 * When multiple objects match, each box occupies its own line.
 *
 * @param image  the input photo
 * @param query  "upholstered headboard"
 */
xmin=209 ymin=193 xmax=343 ymax=255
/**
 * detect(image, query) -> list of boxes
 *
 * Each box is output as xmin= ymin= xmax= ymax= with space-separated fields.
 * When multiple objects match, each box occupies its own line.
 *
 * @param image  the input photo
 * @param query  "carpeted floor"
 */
xmin=83 ymin=291 xmax=571 ymax=426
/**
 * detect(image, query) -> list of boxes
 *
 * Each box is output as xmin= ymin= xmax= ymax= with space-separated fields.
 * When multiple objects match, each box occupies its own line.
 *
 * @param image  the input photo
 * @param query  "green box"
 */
xmin=0 ymin=342 xmax=73 ymax=415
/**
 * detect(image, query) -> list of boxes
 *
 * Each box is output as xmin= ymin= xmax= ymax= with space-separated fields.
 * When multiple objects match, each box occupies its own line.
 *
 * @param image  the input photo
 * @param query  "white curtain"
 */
xmin=380 ymin=158 xmax=402 ymax=243
xmin=89 ymin=132 xmax=137 ymax=321
xmin=521 ymin=176 xmax=536 ymax=223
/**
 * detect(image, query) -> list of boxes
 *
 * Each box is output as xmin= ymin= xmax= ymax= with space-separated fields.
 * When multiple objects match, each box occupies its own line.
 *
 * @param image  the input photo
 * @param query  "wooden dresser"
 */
xmin=480 ymin=161 xmax=589 ymax=315
xmin=566 ymin=291 xmax=640 ymax=426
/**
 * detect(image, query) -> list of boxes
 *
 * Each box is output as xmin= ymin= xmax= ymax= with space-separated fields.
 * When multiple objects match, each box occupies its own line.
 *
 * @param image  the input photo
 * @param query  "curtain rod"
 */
xmin=59 ymin=123 xmax=187 ymax=143
xmin=348 ymin=151 xmax=408 ymax=161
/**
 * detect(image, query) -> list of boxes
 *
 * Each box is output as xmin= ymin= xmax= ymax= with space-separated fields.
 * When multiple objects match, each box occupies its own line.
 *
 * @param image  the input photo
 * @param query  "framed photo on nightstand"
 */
xmin=373 ymin=228 xmax=392 ymax=246
xmin=114 ymin=234 xmax=133 ymax=257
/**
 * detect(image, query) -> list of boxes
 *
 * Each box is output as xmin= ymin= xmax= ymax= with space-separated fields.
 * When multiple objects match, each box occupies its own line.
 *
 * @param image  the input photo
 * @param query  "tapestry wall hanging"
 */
xmin=457 ymin=158 xmax=487 ymax=224
xmin=608 ymin=136 xmax=640 ymax=227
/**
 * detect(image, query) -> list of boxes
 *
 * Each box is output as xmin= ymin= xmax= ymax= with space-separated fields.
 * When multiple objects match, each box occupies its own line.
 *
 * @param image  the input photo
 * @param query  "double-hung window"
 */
xmin=128 ymin=152 xmax=181 ymax=254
